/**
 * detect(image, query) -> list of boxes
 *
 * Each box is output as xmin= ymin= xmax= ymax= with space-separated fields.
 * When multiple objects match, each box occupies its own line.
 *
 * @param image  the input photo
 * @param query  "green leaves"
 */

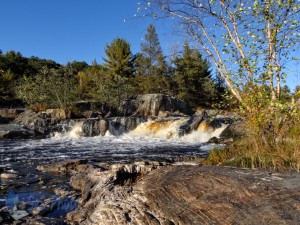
xmin=103 ymin=38 xmax=134 ymax=78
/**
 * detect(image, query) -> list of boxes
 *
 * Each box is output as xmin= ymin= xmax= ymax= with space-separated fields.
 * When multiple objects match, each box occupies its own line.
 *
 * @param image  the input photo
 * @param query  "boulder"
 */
xmin=0 ymin=124 xmax=34 ymax=139
xmin=36 ymin=160 xmax=88 ymax=174
xmin=44 ymin=109 xmax=71 ymax=120
xmin=119 ymin=94 xmax=193 ymax=116
xmin=219 ymin=119 xmax=246 ymax=140
xmin=67 ymin=163 xmax=300 ymax=225
xmin=0 ymin=108 xmax=24 ymax=119
xmin=0 ymin=173 xmax=19 ymax=179
xmin=13 ymin=110 xmax=69 ymax=136
xmin=0 ymin=109 xmax=24 ymax=124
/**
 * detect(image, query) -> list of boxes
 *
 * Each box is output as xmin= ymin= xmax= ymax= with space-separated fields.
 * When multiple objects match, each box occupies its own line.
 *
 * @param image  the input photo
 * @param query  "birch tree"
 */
xmin=139 ymin=0 xmax=300 ymax=109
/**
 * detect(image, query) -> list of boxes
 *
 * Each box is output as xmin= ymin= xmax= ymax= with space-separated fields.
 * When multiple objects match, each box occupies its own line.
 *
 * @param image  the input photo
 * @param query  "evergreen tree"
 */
xmin=173 ymin=42 xmax=214 ymax=107
xmin=103 ymin=38 xmax=134 ymax=78
xmin=136 ymin=24 xmax=171 ymax=94
xmin=102 ymin=38 xmax=135 ymax=106
xmin=141 ymin=24 xmax=162 ymax=72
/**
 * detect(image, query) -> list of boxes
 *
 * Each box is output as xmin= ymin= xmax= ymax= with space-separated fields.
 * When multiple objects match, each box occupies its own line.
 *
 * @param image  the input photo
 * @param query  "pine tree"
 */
xmin=173 ymin=42 xmax=214 ymax=107
xmin=136 ymin=24 xmax=171 ymax=94
xmin=102 ymin=38 xmax=135 ymax=106
xmin=103 ymin=38 xmax=134 ymax=78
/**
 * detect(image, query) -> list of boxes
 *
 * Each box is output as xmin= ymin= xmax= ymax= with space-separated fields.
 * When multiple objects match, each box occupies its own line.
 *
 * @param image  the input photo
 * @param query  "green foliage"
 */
xmin=173 ymin=42 xmax=216 ymax=107
xmin=15 ymin=68 xmax=77 ymax=109
xmin=103 ymin=38 xmax=134 ymax=78
xmin=135 ymin=24 xmax=172 ymax=94
xmin=0 ymin=69 xmax=15 ymax=100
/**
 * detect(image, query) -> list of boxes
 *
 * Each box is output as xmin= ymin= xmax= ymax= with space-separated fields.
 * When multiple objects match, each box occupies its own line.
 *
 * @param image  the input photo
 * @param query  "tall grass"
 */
xmin=207 ymin=94 xmax=300 ymax=172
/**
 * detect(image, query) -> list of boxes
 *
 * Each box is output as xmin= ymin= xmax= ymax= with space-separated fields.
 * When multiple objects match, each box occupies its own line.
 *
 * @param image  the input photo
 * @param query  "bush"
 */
xmin=207 ymin=87 xmax=300 ymax=172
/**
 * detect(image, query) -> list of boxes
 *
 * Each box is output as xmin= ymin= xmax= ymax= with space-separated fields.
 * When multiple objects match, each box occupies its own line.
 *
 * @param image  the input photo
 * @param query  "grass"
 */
xmin=206 ymin=116 xmax=300 ymax=172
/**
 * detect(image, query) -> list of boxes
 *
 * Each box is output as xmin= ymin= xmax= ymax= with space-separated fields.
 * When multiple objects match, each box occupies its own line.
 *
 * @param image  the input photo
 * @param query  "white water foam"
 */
xmin=52 ymin=122 xmax=83 ymax=139
xmin=126 ymin=119 xmax=228 ymax=144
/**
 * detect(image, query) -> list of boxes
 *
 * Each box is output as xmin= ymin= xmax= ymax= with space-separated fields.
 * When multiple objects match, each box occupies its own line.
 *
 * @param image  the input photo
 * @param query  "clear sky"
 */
xmin=0 ymin=0 xmax=299 ymax=90
xmin=0 ymin=0 xmax=179 ymax=65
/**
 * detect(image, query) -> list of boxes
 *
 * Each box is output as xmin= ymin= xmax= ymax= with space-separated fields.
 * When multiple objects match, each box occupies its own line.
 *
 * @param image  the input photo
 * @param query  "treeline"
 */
xmin=1 ymin=24 xmax=229 ymax=110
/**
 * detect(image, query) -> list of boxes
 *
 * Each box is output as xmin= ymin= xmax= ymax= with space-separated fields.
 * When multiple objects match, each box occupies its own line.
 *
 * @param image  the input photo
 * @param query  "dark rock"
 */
xmin=0 ymin=116 xmax=12 ymax=124
xmin=82 ymin=110 xmax=102 ymax=119
xmin=0 ymin=124 xmax=34 ymax=139
xmin=107 ymin=117 xmax=148 ymax=136
xmin=0 ymin=208 xmax=14 ymax=224
xmin=178 ymin=114 xmax=204 ymax=136
xmin=220 ymin=119 xmax=246 ymax=140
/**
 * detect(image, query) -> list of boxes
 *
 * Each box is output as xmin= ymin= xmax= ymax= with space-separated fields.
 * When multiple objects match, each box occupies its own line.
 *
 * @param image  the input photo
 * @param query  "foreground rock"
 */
xmin=67 ymin=162 xmax=300 ymax=225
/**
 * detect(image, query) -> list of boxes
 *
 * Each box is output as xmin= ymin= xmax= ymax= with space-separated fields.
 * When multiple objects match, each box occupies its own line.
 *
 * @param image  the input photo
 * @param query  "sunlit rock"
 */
xmin=118 ymin=94 xmax=192 ymax=116
xmin=67 ymin=164 xmax=300 ymax=225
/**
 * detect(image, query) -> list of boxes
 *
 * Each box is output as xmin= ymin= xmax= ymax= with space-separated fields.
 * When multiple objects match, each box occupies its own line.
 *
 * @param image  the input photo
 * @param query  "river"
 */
xmin=0 ymin=119 xmax=226 ymax=222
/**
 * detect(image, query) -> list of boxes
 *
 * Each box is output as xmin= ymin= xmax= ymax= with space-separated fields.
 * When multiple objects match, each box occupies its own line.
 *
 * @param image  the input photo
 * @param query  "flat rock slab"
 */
xmin=139 ymin=166 xmax=300 ymax=225
xmin=68 ymin=164 xmax=300 ymax=225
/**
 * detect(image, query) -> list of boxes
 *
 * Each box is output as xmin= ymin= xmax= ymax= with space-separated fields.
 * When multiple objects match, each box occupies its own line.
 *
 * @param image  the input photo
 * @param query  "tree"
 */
xmin=135 ymin=24 xmax=171 ymax=94
xmin=0 ymin=69 xmax=14 ymax=100
xmin=173 ymin=42 xmax=214 ymax=106
xmin=103 ymin=38 xmax=134 ymax=78
xmin=280 ymin=85 xmax=291 ymax=102
xmin=103 ymin=38 xmax=135 ymax=106
xmin=16 ymin=68 xmax=77 ymax=109
xmin=141 ymin=0 xmax=300 ymax=109
xmin=66 ymin=61 xmax=89 ymax=76
xmin=141 ymin=24 xmax=163 ymax=74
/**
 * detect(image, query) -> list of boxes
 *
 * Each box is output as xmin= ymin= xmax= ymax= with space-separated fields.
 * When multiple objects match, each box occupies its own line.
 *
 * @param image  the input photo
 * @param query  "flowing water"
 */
xmin=0 ymin=118 xmax=227 ymax=220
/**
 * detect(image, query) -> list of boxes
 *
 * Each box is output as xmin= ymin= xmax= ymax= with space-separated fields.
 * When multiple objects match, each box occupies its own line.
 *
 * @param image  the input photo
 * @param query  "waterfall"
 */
xmin=51 ymin=117 xmax=230 ymax=144
xmin=127 ymin=118 xmax=229 ymax=143
xmin=52 ymin=121 xmax=83 ymax=138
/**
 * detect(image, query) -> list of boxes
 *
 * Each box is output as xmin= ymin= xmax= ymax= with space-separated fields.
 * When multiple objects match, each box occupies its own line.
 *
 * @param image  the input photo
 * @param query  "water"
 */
xmin=0 ymin=119 xmax=227 ymax=220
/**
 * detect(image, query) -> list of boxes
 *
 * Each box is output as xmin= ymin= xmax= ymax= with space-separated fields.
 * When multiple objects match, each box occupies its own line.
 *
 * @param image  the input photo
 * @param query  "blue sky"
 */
xmin=0 ymin=0 xmax=299 ymax=90
xmin=0 ymin=0 xmax=179 ymax=64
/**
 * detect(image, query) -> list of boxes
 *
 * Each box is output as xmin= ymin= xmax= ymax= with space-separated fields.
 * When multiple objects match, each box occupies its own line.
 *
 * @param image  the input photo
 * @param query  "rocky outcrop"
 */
xmin=13 ymin=110 xmax=67 ymax=136
xmin=0 ymin=108 xmax=24 ymax=124
xmin=67 ymin=162 xmax=300 ymax=225
xmin=36 ymin=160 xmax=89 ymax=174
xmin=0 ymin=124 xmax=34 ymax=139
xmin=119 ymin=94 xmax=192 ymax=117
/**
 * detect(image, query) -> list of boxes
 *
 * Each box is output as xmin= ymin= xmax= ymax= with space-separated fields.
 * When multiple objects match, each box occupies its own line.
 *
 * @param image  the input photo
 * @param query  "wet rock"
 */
xmin=25 ymin=216 xmax=68 ymax=225
xmin=99 ymin=119 xmax=108 ymax=136
xmin=178 ymin=114 xmax=204 ymax=136
xmin=67 ymin=163 xmax=300 ymax=225
xmin=0 ymin=207 xmax=14 ymax=224
xmin=0 ymin=124 xmax=34 ymax=139
xmin=32 ymin=206 xmax=52 ymax=216
xmin=16 ymin=202 xmax=28 ymax=211
xmin=10 ymin=210 xmax=29 ymax=220
xmin=1 ymin=173 xmax=19 ymax=179
xmin=107 ymin=116 xmax=147 ymax=136
xmin=36 ymin=160 xmax=88 ymax=174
